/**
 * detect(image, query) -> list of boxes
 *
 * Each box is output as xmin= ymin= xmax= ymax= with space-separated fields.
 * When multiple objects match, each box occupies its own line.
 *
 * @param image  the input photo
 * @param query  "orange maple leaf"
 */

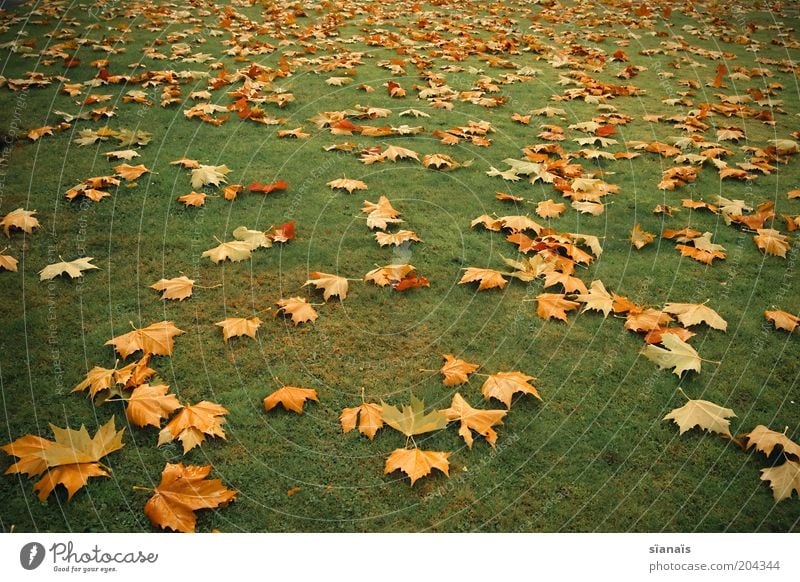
xmin=384 ymin=448 xmax=449 ymax=486
xmin=481 ymin=371 xmax=541 ymax=408
xmin=158 ymin=401 xmax=228 ymax=454
xmin=142 ymin=463 xmax=236 ymax=533
xmin=264 ymin=386 xmax=319 ymax=414
xmin=536 ymin=293 xmax=579 ymax=321
xmin=105 ymin=321 xmax=185 ymax=359
xmin=340 ymin=402 xmax=384 ymax=439
xmin=439 ymin=354 xmax=480 ymax=386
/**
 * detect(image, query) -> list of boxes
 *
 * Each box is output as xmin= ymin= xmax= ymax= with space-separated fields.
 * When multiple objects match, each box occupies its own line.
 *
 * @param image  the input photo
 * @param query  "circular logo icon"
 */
xmin=20 ymin=542 xmax=45 ymax=570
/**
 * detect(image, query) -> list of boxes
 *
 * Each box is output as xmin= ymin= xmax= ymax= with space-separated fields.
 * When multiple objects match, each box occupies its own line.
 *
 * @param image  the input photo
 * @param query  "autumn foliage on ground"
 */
xmin=0 ymin=0 xmax=798 ymax=532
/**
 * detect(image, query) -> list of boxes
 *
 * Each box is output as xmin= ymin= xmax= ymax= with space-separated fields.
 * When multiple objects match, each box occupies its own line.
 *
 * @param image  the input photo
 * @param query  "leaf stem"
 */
xmin=132 ymin=485 xmax=152 ymax=492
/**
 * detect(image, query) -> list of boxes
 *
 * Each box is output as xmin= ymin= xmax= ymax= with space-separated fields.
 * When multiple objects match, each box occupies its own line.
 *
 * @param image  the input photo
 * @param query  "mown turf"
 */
xmin=0 ymin=0 xmax=798 ymax=532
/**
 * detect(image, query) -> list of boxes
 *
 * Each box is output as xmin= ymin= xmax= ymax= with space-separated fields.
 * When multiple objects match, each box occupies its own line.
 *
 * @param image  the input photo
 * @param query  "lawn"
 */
xmin=0 ymin=0 xmax=798 ymax=532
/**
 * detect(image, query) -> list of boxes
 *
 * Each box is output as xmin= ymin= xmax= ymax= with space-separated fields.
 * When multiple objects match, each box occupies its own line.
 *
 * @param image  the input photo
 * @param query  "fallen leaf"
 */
xmin=340 ymin=402 xmax=383 ymax=439
xmin=663 ymin=302 xmax=727 ymax=331
xmin=2 ymin=208 xmax=40 ymax=236
xmin=375 ymin=230 xmax=421 ymax=247
xmin=630 ymin=224 xmax=655 ymax=249
xmin=127 ymin=384 xmax=182 ymax=428
xmin=39 ymin=257 xmax=98 ymax=281
xmin=481 ymin=371 xmax=541 ymax=408
xmin=381 ymin=395 xmax=448 ymax=437
xmin=742 ymin=425 xmax=800 ymax=460
xmin=2 ymin=417 xmax=124 ymax=501
xmin=439 ymin=354 xmax=480 ymax=386
xmin=574 ymin=280 xmax=614 ymax=317
xmin=276 ymin=297 xmax=318 ymax=325
xmin=536 ymin=199 xmax=566 ymax=219
xmin=764 ymin=310 xmax=799 ymax=332
xmin=105 ymin=321 xmax=185 ymax=359
xmin=143 ymin=463 xmax=236 ymax=532
xmin=364 ymin=264 xmax=415 ymax=287
xmin=232 ymin=226 xmax=272 ymax=249
xmin=202 ymin=240 xmax=253 ymax=263
xmin=760 ymin=460 xmax=800 ymax=502
xmin=264 ymin=386 xmax=319 ymax=414
xmin=625 ymin=309 xmax=672 ymax=332
xmin=443 ymin=393 xmax=507 ymax=448
xmin=362 ymin=196 xmax=403 ymax=230
xmin=663 ymin=396 xmax=735 ymax=437
xmin=536 ymin=293 xmax=580 ymax=321
xmin=0 ymin=252 xmax=18 ymax=272
xmin=327 ymin=177 xmax=368 ymax=193
xmin=215 ymin=317 xmax=262 ymax=342
xmin=384 ymin=448 xmax=449 ymax=486
xmin=191 ymin=164 xmax=230 ymax=189
xmin=754 ymin=228 xmax=791 ymax=258
xmin=641 ymin=334 xmax=705 ymax=376
xmin=177 ymin=192 xmax=207 ymax=207
xmin=150 ymin=276 xmax=194 ymax=301
xmin=158 ymin=401 xmax=228 ymax=454
xmin=459 ymin=267 xmax=508 ymax=290
xmin=303 ymin=272 xmax=349 ymax=301
xmin=114 ymin=163 xmax=150 ymax=181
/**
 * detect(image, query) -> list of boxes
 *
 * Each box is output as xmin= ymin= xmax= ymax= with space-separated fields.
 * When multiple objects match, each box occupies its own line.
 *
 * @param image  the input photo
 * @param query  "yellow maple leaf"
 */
xmin=574 ymin=280 xmax=614 ymax=317
xmin=535 ymin=199 xmax=566 ymax=219
xmin=303 ymin=271 xmax=349 ymax=301
xmin=327 ymin=177 xmax=368 ymax=193
xmin=0 ymin=251 xmax=18 ymax=272
xmin=630 ymin=224 xmax=655 ymax=249
xmin=177 ymin=192 xmax=207 ymax=207
xmin=142 ymin=463 xmax=237 ymax=532
xmin=38 ymin=257 xmax=98 ymax=281
xmin=126 ymin=384 xmax=182 ymax=428
xmin=340 ymin=402 xmax=384 ymax=440
xmin=754 ymin=228 xmax=791 ymax=258
xmin=150 ymin=276 xmax=194 ymax=300
xmin=439 ymin=354 xmax=480 ymax=386
xmin=202 ymin=239 xmax=253 ymax=263
xmin=765 ymin=309 xmax=799 ymax=332
xmin=536 ymin=293 xmax=579 ymax=321
xmin=641 ymin=334 xmax=710 ymax=376
xmin=384 ymin=448 xmax=449 ymax=486
xmin=381 ymin=396 xmax=448 ymax=437
xmin=364 ymin=264 xmax=415 ymax=287
xmin=264 ymin=386 xmax=319 ymax=414
xmin=375 ymin=230 xmax=422 ymax=247
xmin=2 ymin=417 xmax=125 ymax=501
xmin=158 ymin=401 xmax=228 ymax=454
xmin=361 ymin=196 xmax=403 ymax=230
xmin=742 ymin=425 xmax=800 ymax=459
xmin=481 ymin=371 xmax=541 ymax=408
xmin=760 ymin=460 xmax=800 ymax=502
xmin=114 ymin=163 xmax=150 ymax=181
xmin=275 ymin=297 xmax=318 ymax=325
xmin=662 ymin=302 xmax=727 ymax=331
xmin=215 ymin=317 xmax=262 ymax=342
xmin=459 ymin=267 xmax=508 ymax=290
xmin=191 ymin=164 xmax=230 ymax=189
xmin=663 ymin=394 xmax=735 ymax=437
xmin=105 ymin=321 xmax=185 ymax=359
xmin=443 ymin=393 xmax=507 ymax=448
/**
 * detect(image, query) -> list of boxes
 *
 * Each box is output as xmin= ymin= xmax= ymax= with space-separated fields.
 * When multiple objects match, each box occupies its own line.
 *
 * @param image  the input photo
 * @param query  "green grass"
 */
xmin=0 ymin=0 xmax=798 ymax=532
